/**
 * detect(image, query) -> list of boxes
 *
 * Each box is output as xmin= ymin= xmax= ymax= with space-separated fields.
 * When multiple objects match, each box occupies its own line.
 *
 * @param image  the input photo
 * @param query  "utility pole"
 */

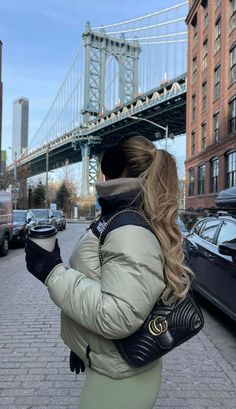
xmin=45 ymin=144 xmax=49 ymax=208
xmin=8 ymin=146 xmax=18 ymax=209
xmin=128 ymin=116 xmax=169 ymax=150
xmin=13 ymin=151 xmax=17 ymax=210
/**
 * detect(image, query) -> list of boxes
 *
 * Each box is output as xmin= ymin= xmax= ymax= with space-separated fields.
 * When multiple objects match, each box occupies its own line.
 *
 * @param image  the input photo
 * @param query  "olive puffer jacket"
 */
xmin=45 ymin=178 xmax=166 ymax=379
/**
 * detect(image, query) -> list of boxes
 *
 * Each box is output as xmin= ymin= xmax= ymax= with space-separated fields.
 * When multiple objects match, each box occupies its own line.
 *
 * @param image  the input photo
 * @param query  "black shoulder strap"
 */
xmin=100 ymin=210 xmax=154 ymax=246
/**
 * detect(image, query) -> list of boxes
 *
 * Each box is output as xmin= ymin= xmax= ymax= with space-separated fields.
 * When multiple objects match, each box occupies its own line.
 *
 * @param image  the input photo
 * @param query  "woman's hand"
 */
xmin=25 ymin=239 xmax=62 ymax=283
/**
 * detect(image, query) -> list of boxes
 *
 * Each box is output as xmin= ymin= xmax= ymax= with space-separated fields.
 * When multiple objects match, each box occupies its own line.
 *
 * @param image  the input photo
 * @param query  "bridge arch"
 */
xmin=105 ymin=55 xmax=119 ymax=111
xmin=82 ymin=24 xmax=141 ymax=125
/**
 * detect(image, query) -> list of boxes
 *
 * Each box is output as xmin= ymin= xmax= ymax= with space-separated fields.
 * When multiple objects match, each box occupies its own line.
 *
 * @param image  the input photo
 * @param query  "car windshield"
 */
xmin=177 ymin=217 xmax=187 ymax=232
xmin=52 ymin=210 xmax=61 ymax=217
xmin=32 ymin=210 xmax=49 ymax=218
xmin=13 ymin=211 xmax=26 ymax=222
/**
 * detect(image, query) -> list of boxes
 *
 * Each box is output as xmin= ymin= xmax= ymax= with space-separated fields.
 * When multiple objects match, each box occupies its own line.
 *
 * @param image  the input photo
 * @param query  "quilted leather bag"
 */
xmin=113 ymin=293 xmax=204 ymax=367
xmin=98 ymin=209 xmax=204 ymax=368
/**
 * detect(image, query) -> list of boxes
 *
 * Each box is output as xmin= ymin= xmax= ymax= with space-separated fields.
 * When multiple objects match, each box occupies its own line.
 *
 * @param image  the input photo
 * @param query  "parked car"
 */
xmin=52 ymin=210 xmax=66 ymax=231
xmin=12 ymin=210 xmax=37 ymax=243
xmin=0 ymin=191 xmax=13 ymax=256
xmin=183 ymin=213 xmax=236 ymax=321
xmin=177 ymin=216 xmax=189 ymax=239
xmin=30 ymin=208 xmax=56 ymax=228
xmin=215 ymin=186 xmax=236 ymax=209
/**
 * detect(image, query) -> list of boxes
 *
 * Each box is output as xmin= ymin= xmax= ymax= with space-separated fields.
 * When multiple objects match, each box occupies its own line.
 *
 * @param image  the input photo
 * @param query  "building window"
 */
xmin=192 ymin=15 xmax=197 ymax=47
xmin=213 ymin=111 xmax=220 ymax=142
xmin=203 ymin=2 xmax=208 ymax=29
xmin=211 ymin=158 xmax=219 ymax=193
xmin=192 ymin=93 xmax=196 ymax=120
xmin=193 ymin=57 xmax=197 ymax=83
xmin=229 ymin=98 xmax=236 ymax=133
xmin=191 ymin=131 xmax=196 ymax=155
xmin=201 ymin=123 xmax=206 ymax=150
xmin=188 ymin=168 xmax=195 ymax=196
xmin=202 ymin=82 xmax=207 ymax=111
xmin=214 ymin=65 xmax=220 ymax=99
xmin=203 ymin=39 xmax=208 ymax=70
xmin=230 ymin=44 xmax=236 ymax=85
xmin=230 ymin=0 xmax=236 ymax=32
xmin=198 ymin=164 xmax=206 ymax=195
xmin=226 ymin=151 xmax=236 ymax=187
xmin=215 ymin=19 xmax=221 ymax=53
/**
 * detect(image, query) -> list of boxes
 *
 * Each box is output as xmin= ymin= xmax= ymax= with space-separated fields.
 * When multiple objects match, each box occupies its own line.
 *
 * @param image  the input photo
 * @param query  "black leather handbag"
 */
xmin=98 ymin=209 xmax=204 ymax=368
xmin=113 ymin=293 xmax=204 ymax=367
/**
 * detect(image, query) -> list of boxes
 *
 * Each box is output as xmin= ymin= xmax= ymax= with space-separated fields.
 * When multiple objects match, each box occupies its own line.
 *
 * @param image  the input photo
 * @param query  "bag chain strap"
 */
xmin=98 ymin=208 xmax=151 ymax=265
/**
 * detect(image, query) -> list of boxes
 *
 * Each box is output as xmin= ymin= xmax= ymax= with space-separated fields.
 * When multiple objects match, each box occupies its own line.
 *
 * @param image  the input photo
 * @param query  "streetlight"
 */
xmin=128 ymin=115 xmax=169 ymax=150
xmin=8 ymin=146 xmax=18 ymax=209
xmin=45 ymin=144 xmax=50 ymax=209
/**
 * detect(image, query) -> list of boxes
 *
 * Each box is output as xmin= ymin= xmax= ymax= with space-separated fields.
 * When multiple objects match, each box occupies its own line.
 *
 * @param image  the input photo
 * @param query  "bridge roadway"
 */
xmin=12 ymin=73 xmax=187 ymax=177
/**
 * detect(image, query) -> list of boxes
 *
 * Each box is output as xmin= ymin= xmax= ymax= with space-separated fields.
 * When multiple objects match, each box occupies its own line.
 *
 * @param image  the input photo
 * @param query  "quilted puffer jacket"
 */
xmin=45 ymin=178 xmax=166 ymax=379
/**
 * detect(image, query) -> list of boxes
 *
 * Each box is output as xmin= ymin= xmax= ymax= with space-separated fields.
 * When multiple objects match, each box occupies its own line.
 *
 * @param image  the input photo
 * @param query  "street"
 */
xmin=0 ymin=223 xmax=236 ymax=409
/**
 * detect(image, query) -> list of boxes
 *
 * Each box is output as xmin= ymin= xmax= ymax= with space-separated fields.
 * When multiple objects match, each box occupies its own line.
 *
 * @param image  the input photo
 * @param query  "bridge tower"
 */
xmin=80 ymin=24 xmax=141 ymax=196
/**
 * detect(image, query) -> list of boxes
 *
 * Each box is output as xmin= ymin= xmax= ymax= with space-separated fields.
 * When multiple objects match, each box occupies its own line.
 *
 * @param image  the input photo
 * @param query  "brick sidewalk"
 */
xmin=0 ymin=224 xmax=236 ymax=409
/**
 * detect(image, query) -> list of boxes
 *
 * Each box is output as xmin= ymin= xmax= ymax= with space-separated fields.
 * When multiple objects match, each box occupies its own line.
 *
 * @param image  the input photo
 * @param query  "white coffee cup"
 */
xmin=28 ymin=225 xmax=57 ymax=252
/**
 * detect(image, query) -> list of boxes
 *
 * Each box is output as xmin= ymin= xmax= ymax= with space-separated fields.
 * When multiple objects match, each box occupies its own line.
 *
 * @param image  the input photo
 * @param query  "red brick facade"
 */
xmin=186 ymin=0 xmax=236 ymax=209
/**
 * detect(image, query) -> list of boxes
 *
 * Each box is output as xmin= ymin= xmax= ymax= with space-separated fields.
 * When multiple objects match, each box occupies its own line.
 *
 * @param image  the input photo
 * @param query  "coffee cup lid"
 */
xmin=29 ymin=225 xmax=57 ymax=239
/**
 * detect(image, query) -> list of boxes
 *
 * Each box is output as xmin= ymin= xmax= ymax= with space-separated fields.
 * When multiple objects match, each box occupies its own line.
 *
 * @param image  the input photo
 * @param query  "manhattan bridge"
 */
xmin=11 ymin=1 xmax=188 ymax=197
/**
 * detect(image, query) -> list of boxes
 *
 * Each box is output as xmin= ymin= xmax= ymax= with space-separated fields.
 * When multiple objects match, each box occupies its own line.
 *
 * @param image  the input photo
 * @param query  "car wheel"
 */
xmin=0 ymin=235 xmax=9 ymax=256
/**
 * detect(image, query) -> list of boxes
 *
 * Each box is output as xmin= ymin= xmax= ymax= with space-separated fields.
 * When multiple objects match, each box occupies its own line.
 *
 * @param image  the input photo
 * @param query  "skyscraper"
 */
xmin=12 ymin=97 xmax=29 ymax=159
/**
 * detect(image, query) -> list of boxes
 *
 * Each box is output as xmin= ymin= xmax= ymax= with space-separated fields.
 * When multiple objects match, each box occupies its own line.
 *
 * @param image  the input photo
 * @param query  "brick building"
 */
xmin=185 ymin=0 xmax=236 ymax=210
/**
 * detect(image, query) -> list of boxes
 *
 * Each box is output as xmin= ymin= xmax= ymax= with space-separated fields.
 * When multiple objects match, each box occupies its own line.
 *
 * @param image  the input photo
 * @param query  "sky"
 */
xmin=0 ymin=0 xmax=187 ymax=177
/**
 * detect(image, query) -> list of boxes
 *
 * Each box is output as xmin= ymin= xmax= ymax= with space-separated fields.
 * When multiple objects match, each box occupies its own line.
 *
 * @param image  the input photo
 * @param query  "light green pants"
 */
xmin=78 ymin=359 xmax=162 ymax=409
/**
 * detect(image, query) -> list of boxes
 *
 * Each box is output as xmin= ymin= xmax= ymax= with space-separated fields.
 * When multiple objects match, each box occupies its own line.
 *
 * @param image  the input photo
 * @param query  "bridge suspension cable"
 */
xmin=28 ymin=42 xmax=85 ymax=148
xmin=107 ymin=17 xmax=185 ymax=35
xmin=91 ymin=1 xmax=187 ymax=30
xmin=42 ymin=70 xmax=85 ymax=144
xmin=140 ymin=39 xmax=187 ymax=45
xmin=126 ymin=31 xmax=187 ymax=41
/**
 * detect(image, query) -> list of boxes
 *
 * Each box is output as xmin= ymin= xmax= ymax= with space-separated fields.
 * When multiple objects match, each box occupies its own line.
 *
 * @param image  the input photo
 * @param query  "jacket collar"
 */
xmin=96 ymin=178 xmax=142 ymax=215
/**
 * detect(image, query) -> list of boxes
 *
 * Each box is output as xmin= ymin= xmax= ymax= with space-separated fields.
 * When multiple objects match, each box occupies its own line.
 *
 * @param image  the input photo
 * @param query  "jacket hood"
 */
xmin=96 ymin=178 xmax=142 ymax=215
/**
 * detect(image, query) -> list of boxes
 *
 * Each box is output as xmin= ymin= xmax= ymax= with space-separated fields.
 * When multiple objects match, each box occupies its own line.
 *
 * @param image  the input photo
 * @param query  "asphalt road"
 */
xmin=0 ymin=222 xmax=236 ymax=409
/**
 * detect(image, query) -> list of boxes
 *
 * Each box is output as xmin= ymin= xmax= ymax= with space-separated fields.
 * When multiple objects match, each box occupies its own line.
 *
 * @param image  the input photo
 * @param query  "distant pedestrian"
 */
xmin=25 ymin=135 xmax=192 ymax=409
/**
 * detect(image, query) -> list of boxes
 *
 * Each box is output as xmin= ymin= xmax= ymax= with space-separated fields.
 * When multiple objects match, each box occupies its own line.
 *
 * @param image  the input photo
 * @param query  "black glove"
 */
xmin=25 ymin=238 xmax=62 ymax=283
xmin=69 ymin=350 xmax=85 ymax=374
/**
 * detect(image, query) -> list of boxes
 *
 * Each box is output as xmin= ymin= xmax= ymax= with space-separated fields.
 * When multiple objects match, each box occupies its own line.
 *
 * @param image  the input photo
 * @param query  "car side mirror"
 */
xmin=218 ymin=241 xmax=236 ymax=258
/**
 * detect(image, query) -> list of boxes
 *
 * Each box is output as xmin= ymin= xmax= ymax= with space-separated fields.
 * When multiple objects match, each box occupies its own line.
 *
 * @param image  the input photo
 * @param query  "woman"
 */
xmin=25 ymin=135 xmax=191 ymax=409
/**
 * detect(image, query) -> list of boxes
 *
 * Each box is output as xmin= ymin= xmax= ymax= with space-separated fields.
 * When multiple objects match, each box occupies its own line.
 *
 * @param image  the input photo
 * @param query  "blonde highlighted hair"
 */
xmin=119 ymin=135 xmax=192 ymax=301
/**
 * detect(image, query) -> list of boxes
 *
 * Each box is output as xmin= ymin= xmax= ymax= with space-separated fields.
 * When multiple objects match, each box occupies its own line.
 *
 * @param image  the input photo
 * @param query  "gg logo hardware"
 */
xmin=148 ymin=317 xmax=168 ymax=336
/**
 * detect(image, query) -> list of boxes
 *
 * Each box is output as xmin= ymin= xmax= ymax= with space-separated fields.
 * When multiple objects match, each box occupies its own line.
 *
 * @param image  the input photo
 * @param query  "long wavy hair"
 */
xmin=119 ymin=135 xmax=192 ymax=302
